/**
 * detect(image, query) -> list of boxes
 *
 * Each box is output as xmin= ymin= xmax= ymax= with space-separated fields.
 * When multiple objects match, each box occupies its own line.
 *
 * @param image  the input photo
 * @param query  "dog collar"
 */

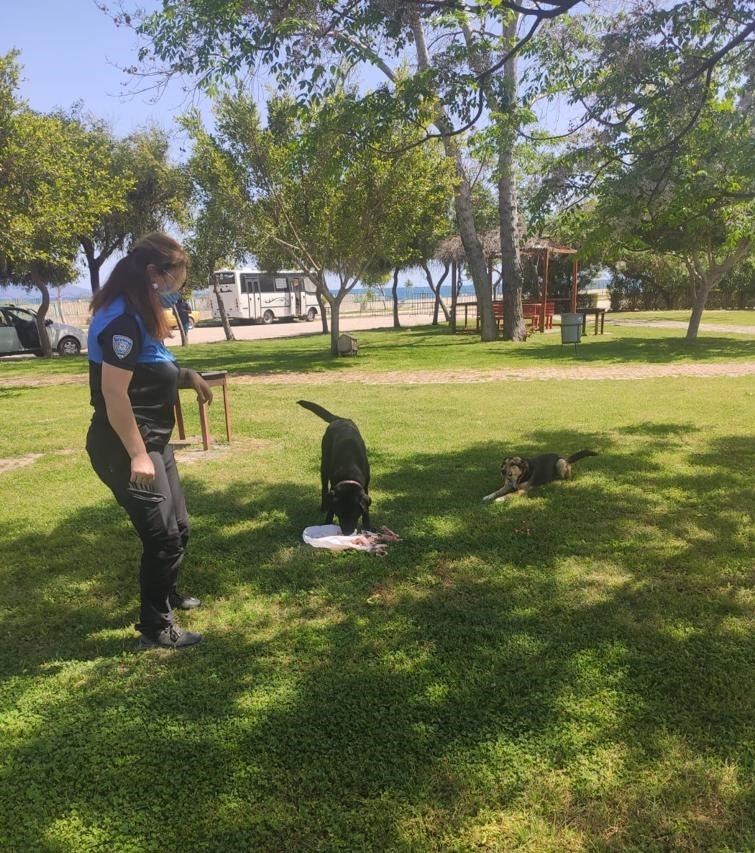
xmin=334 ymin=479 xmax=363 ymax=488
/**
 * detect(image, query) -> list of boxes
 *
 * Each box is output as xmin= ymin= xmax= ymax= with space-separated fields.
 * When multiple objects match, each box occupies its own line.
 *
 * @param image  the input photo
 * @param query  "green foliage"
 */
xmin=185 ymin=90 xmax=454 ymax=291
xmin=75 ymin=117 xmax=189 ymax=287
xmin=0 ymin=52 xmax=130 ymax=287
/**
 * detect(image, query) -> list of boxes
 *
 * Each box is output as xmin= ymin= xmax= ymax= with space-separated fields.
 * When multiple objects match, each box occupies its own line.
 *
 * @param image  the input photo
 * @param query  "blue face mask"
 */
xmin=159 ymin=290 xmax=181 ymax=309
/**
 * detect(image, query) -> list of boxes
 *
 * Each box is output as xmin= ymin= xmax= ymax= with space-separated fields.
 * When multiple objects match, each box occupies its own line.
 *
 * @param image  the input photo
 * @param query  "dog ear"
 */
xmin=325 ymin=490 xmax=335 ymax=509
xmin=360 ymin=492 xmax=372 ymax=510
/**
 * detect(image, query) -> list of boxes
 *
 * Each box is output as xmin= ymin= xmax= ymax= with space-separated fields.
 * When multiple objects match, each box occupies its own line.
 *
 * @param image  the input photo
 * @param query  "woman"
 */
xmin=86 ymin=233 xmax=212 ymax=649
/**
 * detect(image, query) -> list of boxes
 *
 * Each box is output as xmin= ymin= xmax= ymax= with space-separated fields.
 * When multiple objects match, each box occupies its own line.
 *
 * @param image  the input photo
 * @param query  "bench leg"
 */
xmin=174 ymin=396 xmax=186 ymax=440
xmin=199 ymin=401 xmax=211 ymax=451
xmin=222 ymin=382 xmax=232 ymax=443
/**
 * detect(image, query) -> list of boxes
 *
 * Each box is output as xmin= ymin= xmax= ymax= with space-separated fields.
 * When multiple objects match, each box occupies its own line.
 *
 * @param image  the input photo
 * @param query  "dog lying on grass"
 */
xmin=297 ymin=400 xmax=371 ymax=534
xmin=483 ymin=450 xmax=598 ymax=503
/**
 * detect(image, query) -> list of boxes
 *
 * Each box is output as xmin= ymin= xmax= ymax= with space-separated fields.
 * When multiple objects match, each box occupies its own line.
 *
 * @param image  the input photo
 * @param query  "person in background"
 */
xmin=176 ymin=296 xmax=192 ymax=336
xmin=86 ymin=232 xmax=212 ymax=649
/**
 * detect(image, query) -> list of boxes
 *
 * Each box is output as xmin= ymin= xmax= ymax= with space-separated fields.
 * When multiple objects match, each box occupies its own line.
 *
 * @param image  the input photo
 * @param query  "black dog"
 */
xmin=297 ymin=400 xmax=371 ymax=534
xmin=483 ymin=450 xmax=598 ymax=502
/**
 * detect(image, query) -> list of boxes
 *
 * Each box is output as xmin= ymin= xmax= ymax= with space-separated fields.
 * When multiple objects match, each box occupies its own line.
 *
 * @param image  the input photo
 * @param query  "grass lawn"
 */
xmin=1 ymin=316 xmax=755 ymax=386
xmin=1 ymin=323 xmax=754 ymax=851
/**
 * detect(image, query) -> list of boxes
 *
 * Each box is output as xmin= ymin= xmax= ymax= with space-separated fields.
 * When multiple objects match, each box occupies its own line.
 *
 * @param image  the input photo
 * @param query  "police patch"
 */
xmin=112 ymin=334 xmax=133 ymax=359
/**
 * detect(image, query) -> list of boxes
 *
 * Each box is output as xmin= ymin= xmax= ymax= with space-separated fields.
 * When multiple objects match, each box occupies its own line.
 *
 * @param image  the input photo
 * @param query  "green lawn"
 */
xmin=1 ymin=324 xmax=754 ymax=852
xmin=1 ymin=316 xmax=755 ymax=385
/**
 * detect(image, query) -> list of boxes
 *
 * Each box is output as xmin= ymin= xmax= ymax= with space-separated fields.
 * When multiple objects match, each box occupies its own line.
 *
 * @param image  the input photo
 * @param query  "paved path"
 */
xmin=170 ymin=311 xmax=439 ymax=346
xmin=4 ymin=360 xmax=755 ymax=389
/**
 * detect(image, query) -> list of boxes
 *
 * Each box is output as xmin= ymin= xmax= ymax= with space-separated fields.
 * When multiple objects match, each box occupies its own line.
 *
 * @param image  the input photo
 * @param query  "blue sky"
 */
xmin=2 ymin=1 xmax=198 ymax=136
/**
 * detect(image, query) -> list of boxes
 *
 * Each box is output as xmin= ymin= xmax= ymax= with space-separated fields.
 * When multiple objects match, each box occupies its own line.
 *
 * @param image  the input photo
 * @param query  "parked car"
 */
xmin=163 ymin=306 xmax=196 ymax=331
xmin=0 ymin=305 xmax=85 ymax=356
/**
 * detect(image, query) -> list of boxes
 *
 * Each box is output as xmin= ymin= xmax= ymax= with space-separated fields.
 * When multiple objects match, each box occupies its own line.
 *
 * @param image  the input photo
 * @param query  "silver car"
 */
xmin=0 ymin=305 xmax=85 ymax=356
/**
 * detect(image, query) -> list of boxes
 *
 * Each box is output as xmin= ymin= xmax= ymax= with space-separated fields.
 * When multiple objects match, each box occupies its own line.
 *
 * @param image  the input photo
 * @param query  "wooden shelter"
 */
xmin=436 ymin=231 xmax=579 ymax=332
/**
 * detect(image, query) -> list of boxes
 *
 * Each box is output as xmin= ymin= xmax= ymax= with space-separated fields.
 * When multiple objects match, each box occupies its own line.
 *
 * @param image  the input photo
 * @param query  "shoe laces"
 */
xmin=167 ymin=625 xmax=182 ymax=643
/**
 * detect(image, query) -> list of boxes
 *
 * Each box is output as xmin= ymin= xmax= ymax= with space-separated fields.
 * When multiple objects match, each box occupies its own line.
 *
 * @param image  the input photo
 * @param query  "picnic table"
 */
xmin=577 ymin=307 xmax=606 ymax=335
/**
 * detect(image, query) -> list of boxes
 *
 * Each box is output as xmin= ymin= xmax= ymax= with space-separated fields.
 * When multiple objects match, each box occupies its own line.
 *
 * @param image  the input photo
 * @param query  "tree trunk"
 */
xmin=422 ymin=261 xmax=450 ymax=325
xmin=316 ymin=283 xmax=329 ymax=334
xmin=408 ymin=10 xmax=495 ymax=341
xmin=392 ymin=267 xmax=401 ymax=329
xmin=212 ymin=279 xmax=236 ymax=341
xmin=686 ymin=276 xmax=712 ymax=340
xmin=684 ymin=240 xmax=751 ymax=340
xmin=498 ymin=13 xmax=527 ymax=342
xmin=34 ymin=283 xmax=53 ymax=358
xmin=329 ymin=295 xmax=343 ymax=356
xmin=81 ymin=238 xmax=103 ymax=294
xmin=450 ymin=155 xmax=496 ymax=340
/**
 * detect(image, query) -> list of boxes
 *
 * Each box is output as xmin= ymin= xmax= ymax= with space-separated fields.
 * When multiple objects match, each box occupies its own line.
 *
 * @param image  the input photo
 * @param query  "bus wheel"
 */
xmin=262 ymin=310 xmax=274 ymax=324
xmin=306 ymin=307 xmax=317 ymax=322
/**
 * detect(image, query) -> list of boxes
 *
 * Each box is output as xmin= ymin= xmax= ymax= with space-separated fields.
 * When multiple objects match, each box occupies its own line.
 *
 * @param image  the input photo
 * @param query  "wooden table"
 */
xmin=578 ymin=307 xmax=606 ymax=335
xmin=174 ymin=370 xmax=232 ymax=450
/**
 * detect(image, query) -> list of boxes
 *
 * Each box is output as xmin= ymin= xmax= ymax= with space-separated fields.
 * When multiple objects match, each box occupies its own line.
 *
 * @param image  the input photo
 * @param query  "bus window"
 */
xmin=258 ymin=278 xmax=275 ymax=293
xmin=274 ymin=278 xmax=288 ymax=291
xmin=303 ymin=277 xmax=317 ymax=294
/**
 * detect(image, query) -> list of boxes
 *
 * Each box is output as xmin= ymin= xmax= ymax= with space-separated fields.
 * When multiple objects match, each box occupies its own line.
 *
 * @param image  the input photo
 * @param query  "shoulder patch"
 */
xmin=112 ymin=334 xmax=134 ymax=359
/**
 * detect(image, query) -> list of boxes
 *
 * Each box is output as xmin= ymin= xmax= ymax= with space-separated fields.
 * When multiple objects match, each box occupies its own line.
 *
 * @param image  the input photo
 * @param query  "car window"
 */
xmin=6 ymin=308 xmax=36 ymax=323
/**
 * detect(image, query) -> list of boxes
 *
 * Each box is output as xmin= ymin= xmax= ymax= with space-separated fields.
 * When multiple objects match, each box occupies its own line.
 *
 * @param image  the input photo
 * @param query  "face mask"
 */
xmin=159 ymin=290 xmax=181 ymax=309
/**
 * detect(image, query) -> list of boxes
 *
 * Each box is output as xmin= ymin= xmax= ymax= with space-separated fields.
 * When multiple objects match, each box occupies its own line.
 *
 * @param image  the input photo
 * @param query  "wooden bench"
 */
xmin=488 ymin=301 xmax=539 ymax=334
xmin=521 ymin=303 xmax=542 ymax=332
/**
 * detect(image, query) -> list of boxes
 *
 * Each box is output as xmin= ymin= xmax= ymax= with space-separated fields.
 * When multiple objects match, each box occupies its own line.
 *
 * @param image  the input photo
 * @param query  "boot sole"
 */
xmin=137 ymin=635 xmax=203 ymax=651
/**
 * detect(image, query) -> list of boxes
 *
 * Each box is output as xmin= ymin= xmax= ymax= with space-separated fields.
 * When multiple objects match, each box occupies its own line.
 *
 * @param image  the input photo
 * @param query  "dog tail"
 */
xmin=567 ymin=449 xmax=598 ymax=464
xmin=297 ymin=400 xmax=341 ymax=423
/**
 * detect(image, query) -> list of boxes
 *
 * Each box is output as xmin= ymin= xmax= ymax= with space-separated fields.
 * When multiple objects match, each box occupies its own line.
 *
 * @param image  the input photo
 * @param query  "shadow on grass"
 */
xmin=1 ymin=425 xmax=754 ymax=850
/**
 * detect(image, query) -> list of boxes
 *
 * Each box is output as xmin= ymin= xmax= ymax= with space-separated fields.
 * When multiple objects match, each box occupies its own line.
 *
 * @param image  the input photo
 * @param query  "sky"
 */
xmin=2 ymin=1 xmax=202 ymax=137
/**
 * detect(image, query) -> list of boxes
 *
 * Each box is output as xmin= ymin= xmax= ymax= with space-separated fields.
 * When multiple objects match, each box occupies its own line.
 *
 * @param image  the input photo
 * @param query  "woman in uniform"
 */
xmin=86 ymin=232 xmax=212 ymax=649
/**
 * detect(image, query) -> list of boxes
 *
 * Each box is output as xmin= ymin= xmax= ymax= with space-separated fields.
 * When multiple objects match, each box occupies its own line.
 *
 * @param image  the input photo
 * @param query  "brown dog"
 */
xmin=483 ymin=450 xmax=597 ymax=503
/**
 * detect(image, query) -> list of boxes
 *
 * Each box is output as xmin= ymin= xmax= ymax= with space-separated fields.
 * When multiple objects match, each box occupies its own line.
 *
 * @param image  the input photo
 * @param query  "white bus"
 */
xmin=210 ymin=269 xmax=320 ymax=324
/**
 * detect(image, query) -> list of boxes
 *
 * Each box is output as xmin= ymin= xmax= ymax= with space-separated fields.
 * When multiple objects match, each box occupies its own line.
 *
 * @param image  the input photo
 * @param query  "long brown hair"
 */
xmin=90 ymin=232 xmax=188 ymax=339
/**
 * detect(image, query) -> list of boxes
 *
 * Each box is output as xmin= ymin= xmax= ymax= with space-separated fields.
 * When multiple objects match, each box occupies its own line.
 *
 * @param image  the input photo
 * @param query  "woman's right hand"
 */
xmin=130 ymin=451 xmax=155 ymax=486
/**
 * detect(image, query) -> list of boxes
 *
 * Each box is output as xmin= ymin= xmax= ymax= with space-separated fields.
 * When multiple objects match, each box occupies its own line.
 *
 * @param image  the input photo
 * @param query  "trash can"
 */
xmin=560 ymin=313 xmax=582 ymax=344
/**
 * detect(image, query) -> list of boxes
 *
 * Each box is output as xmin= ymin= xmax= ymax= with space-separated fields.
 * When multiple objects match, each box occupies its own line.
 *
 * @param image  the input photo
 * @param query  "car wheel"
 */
xmin=57 ymin=336 xmax=81 ymax=356
xmin=262 ymin=310 xmax=274 ymax=325
xmin=306 ymin=307 xmax=317 ymax=321
xmin=186 ymin=319 xmax=195 ymax=331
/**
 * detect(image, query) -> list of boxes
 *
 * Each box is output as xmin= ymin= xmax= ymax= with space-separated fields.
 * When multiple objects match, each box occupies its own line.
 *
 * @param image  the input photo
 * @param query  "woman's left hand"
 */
xmin=191 ymin=373 xmax=213 ymax=406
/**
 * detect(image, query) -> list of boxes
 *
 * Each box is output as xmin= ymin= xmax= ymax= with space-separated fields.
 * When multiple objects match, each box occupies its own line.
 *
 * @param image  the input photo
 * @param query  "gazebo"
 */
xmin=436 ymin=231 xmax=579 ymax=333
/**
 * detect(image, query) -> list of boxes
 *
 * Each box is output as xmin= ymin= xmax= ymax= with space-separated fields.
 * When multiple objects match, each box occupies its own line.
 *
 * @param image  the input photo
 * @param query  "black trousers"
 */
xmin=86 ymin=426 xmax=190 ymax=633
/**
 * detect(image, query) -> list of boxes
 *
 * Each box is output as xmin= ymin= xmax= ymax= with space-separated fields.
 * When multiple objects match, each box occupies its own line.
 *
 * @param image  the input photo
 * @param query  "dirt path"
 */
xmin=611 ymin=319 xmax=755 ymax=335
xmin=4 ymin=360 xmax=755 ymax=389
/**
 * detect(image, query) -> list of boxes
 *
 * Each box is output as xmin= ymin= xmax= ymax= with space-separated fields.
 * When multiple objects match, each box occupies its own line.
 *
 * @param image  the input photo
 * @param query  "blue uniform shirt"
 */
xmin=88 ymin=296 xmax=180 ymax=451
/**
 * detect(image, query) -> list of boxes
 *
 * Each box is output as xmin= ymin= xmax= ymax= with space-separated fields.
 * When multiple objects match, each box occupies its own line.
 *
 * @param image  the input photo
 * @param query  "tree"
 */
xmin=532 ymin=5 xmax=755 ymax=339
xmin=74 ymin=119 xmax=188 ymax=294
xmin=0 ymin=52 xmax=128 ymax=356
xmin=192 ymin=91 xmax=453 ymax=354
xmin=182 ymin=111 xmax=255 ymax=342
xmin=118 ymin=0 xmax=588 ymax=342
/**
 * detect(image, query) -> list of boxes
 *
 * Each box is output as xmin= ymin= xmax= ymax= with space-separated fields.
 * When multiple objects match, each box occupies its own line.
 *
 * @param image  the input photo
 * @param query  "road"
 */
xmin=167 ymin=311 xmax=438 ymax=346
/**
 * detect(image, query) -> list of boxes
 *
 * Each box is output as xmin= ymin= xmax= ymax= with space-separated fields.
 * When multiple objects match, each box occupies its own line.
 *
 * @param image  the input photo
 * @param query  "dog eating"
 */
xmin=297 ymin=400 xmax=372 ymax=534
xmin=483 ymin=450 xmax=598 ymax=502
